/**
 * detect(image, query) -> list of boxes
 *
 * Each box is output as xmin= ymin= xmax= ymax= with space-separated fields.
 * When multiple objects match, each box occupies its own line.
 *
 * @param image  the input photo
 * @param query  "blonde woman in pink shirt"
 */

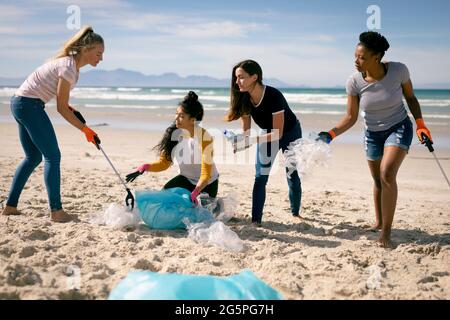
xmin=2 ymin=26 xmax=104 ymax=222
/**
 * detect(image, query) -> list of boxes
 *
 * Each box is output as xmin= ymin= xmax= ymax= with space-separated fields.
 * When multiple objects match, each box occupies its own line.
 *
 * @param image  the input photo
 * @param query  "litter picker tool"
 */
xmin=96 ymin=142 xmax=135 ymax=209
xmin=422 ymin=133 xmax=450 ymax=189
xmin=71 ymin=108 xmax=135 ymax=209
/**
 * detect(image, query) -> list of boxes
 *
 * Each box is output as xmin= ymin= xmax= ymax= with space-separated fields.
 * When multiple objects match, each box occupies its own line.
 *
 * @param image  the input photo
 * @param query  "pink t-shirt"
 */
xmin=15 ymin=56 xmax=79 ymax=103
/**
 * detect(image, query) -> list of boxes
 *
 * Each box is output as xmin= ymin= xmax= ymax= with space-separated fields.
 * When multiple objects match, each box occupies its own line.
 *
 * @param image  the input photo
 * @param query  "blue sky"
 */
xmin=1 ymin=0 xmax=450 ymax=87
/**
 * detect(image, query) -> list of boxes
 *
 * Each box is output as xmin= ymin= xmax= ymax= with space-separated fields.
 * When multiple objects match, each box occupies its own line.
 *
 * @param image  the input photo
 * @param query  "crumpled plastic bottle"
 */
xmin=184 ymin=218 xmax=244 ymax=252
xmin=282 ymin=133 xmax=332 ymax=178
xmin=90 ymin=203 xmax=141 ymax=229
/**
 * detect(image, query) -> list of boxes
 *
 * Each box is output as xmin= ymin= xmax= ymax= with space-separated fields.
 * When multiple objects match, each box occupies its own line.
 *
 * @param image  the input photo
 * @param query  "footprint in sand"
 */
xmin=0 ymin=292 xmax=20 ymax=299
xmin=89 ymin=264 xmax=116 ymax=280
xmin=417 ymin=276 xmax=439 ymax=284
xmin=58 ymin=290 xmax=93 ymax=300
xmin=152 ymin=238 xmax=164 ymax=246
xmin=133 ymin=258 xmax=159 ymax=272
xmin=397 ymin=243 xmax=442 ymax=256
xmin=5 ymin=264 xmax=42 ymax=286
xmin=126 ymin=233 xmax=139 ymax=243
xmin=22 ymin=230 xmax=52 ymax=241
xmin=63 ymin=193 xmax=79 ymax=199
xmin=19 ymin=246 xmax=37 ymax=258
xmin=161 ymin=264 xmax=178 ymax=273
xmin=432 ymin=271 xmax=449 ymax=277
xmin=0 ymin=246 xmax=15 ymax=258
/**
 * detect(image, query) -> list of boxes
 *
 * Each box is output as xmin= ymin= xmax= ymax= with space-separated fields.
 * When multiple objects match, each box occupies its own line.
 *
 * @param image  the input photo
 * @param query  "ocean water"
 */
xmin=1 ymin=86 xmax=449 ymax=117
xmin=1 ymin=86 xmax=449 ymax=147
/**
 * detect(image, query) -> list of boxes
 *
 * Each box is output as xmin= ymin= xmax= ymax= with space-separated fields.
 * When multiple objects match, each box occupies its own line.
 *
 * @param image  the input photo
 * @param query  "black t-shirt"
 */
xmin=250 ymin=86 xmax=298 ymax=132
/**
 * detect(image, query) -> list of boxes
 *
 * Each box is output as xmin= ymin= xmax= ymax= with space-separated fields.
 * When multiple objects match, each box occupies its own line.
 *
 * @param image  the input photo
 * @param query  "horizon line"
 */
xmin=2 ymin=84 xmax=450 ymax=90
xmin=1 ymin=68 xmax=450 ymax=90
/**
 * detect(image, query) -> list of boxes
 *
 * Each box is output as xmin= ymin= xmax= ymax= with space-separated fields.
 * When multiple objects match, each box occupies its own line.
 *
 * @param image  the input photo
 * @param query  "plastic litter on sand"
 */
xmin=88 ymin=190 xmax=243 ymax=252
xmin=366 ymin=264 xmax=383 ymax=290
xmin=282 ymin=132 xmax=332 ymax=179
xmin=90 ymin=203 xmax=141 ymax=229
xmin=197 ymin=192 xmax=238 ymax=223
xmin=184 ymin=218 xmax=244 ymax=252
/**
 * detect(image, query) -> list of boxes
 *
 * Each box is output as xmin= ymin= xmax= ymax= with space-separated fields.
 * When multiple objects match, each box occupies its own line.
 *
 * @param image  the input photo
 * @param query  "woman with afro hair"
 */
xmin=318 ymin=31 xmax=432 ymax=247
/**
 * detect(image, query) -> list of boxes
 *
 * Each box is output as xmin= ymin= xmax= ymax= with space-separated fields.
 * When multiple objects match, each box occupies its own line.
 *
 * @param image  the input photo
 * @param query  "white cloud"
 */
xmin=0 ymin=24 xmax=69 ymax=35
xmin=1 ymin=2 xmax=449 ymax=87
xmin=0 ymin=4 xmax=31 ymax=19
xmin=92 ymin=8 xmax=269 ymax=39
xmin=93 ymin=11 xmax=175 ymax=30
xmin=181 ymin=41 xmax=351 ymax=86
xmin=388 ymin=46 xmax=450 ymax=85
xmin=91 ymin=35 xmax=351 ymax=86
xmin=159 ymin=21 xmax=269 ymax=39
xmin=0 ymin=26 xmax=19 ymax=34
xmin=40 ymin=0 xmax=129 ymax=9
xmin=314 ymin=34 xmax=335 ymax=42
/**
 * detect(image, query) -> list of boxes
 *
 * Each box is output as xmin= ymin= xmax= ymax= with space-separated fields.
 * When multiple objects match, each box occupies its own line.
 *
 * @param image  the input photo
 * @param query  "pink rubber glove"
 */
xmin=137 ymin=163 xmax=150 ymax=173
xmin=190 ymin=188 xmax=200 ymax=206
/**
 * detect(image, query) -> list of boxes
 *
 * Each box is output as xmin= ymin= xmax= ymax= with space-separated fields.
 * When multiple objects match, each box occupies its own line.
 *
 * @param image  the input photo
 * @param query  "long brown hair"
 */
xmin=53 ymin=26 xmax=104 ymax=60
xmin=226 ymin=59 xmax=263 ymax=121
xmin=153 ymin=91 xmax=204 ymax=161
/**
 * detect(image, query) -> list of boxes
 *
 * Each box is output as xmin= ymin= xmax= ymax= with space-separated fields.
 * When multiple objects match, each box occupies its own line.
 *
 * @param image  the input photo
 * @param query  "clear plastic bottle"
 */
xmin=223 ymin=129 xmax=237 ymax=142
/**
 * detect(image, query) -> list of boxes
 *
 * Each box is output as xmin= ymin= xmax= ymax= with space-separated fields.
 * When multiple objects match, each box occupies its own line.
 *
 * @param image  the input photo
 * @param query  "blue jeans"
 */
xmin=6 ymin=96 xmax=62 ymax=211
xmin=364 ymin=117 xmax=413 ymax=161
xmin=252 ymin=121 xmax=302 ymax=223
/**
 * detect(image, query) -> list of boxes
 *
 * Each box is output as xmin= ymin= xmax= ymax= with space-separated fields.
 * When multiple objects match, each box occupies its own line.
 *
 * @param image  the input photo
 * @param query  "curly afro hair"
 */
xmin=359 ymin=31 xmax=390 ymax=58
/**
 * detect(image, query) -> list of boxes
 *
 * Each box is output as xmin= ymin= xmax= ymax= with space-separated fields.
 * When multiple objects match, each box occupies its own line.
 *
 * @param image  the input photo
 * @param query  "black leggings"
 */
xmin=163 ymin=175 xmax=218 ymax=197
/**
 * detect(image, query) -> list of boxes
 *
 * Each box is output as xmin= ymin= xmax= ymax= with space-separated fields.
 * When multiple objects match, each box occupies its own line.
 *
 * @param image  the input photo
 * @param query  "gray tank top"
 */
xmin=346 ymin=61 xmax=410 ymax=131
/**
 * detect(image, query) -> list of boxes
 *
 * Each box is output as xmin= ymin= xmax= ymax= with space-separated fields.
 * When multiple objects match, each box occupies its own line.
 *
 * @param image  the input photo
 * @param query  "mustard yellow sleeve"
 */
xmin=198 ymin=129 xmax=214 ymax=186
xmin=148 ymin=154 xmax=172 ymax=172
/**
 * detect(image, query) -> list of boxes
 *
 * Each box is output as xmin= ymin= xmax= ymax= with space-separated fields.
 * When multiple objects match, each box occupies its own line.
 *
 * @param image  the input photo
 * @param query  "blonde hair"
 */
xmin=53 ymin=26 xmax=104 ymax=59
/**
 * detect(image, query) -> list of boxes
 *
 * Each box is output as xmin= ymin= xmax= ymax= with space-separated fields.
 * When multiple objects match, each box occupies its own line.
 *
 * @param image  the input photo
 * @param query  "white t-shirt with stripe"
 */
xmin=15 ymin=56 xmax=79 ymax=103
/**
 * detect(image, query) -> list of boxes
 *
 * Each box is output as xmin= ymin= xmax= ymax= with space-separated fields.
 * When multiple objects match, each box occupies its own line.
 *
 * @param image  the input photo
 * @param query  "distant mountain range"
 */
xmin=0 ymin=68 xmax=298 ymax=88
xmin=1 ymin=69 xmax=449 ymax=89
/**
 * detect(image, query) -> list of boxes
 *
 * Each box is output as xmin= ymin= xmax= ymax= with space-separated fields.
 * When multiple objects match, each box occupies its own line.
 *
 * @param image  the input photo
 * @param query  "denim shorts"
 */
xmin=364 ymin=117 xmax=413 ymax=161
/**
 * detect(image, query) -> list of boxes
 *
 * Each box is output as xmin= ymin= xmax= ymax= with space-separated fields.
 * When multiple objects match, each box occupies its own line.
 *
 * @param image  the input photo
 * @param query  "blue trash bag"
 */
xmin=136 ymin=187 xmax=214 ymax=230
xmin=108 ymin=269 xmax=283 ymax=300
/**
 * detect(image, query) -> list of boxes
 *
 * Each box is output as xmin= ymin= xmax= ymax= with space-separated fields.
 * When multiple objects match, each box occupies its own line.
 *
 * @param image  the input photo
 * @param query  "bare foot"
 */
xmin=367 ymin=223 xmax=382 ymax=232
xmin=292 ymin=214 xmax=304 ymax=220
xmin=50 ymin=210 xmax=74 ymax=223
xmin=2 ymin=205 xmax=22 ymax=216
xmin=377 ymin=231 xmax=392 ymax=248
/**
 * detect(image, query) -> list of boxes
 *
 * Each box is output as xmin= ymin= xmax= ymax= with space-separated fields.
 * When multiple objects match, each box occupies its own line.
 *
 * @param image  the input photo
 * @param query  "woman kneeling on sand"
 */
xmin=318 ymin=31 xmax=432 ymax=247
xmin=2 ymin=26 xmax=104 ymax=222
xmin=125 ymin=91 xmax=219 ymax=205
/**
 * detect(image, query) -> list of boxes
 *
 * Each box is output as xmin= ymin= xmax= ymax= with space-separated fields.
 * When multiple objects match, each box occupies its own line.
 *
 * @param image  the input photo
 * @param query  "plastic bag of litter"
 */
xmin=282 ymin=132 xmax=331 ymax=178
xmin=136 ymin=187 xmax=214 ymax=230
xmin=109 ymin=269 xmax=283 ymax=300
xmin=197 ymin=192 xmax=238 ymax=223
xmin=184 ymin=218 xmax=244 ymax=252
xmin=90 ymin=203 xmax=141 ymax=228
xmin=366 ymin=264 xmax=382 ymax=290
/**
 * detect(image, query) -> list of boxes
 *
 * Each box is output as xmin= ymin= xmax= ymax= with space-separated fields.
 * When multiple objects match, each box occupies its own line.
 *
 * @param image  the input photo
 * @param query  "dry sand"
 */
xmin=0 ymin=118 xmax=449 ymax=300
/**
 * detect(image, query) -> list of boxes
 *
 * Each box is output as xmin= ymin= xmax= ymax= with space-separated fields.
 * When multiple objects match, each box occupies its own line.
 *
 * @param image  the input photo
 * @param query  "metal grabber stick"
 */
xmin=422 ymin=134 xmax=450 ymax=189
xmin=95 ymin=138 xmax=135 ymax=209
xmin=71 ymin=108 xmax=135 ymax=209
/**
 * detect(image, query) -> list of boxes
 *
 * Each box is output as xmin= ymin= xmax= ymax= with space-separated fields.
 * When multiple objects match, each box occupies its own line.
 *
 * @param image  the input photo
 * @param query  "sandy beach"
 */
xmin=0 ymin=109 xmax=449 ymax=300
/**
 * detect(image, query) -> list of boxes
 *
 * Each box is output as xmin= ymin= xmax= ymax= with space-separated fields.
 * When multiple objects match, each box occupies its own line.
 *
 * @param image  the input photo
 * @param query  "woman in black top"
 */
xmin=226 ymin=60 xmax=302 ymax=225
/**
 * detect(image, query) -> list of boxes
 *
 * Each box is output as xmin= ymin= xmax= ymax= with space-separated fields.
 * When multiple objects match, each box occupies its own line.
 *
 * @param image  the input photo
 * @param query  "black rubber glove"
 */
xmin=125 ymin=170 xmax=143 ymax=183
xmin=317 ymin=131 xmax=333 ymax=144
